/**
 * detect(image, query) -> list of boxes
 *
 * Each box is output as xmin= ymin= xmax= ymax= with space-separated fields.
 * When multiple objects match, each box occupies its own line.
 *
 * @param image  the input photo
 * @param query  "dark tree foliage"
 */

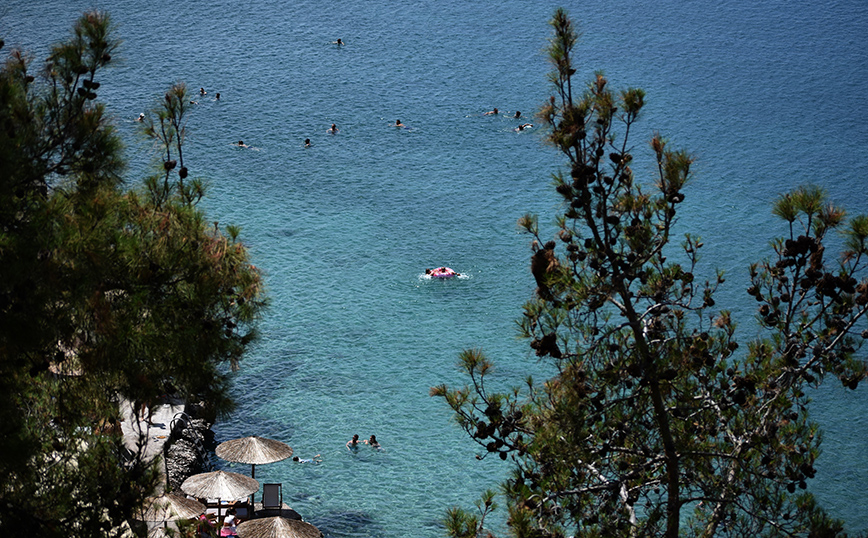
xmin=0 ymin=13 xmax=265 ymax=537
xmin=433 ymin=9 xmax=868 ymax=538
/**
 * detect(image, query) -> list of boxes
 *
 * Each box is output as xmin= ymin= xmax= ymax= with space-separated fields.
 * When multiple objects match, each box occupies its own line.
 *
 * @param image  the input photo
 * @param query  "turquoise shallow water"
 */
xmin=4 ymin=1 xmax=868 ymax=536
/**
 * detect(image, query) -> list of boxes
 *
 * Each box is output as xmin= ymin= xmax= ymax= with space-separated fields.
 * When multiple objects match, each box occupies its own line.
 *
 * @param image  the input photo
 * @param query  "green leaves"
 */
xmin=843 ymin=214 xmax=868 ymax=256
xmin=772 ymin=185 xmax=843 ymax=239
xmin=140 ymin=82 xmax=199 ymax=207
xmin=436 ymin=8 xmax=866 ymax=538
xmin=0 ymin=13 xmax=265 ymax=536
xmin=619 ymin=88 xmax=645 ymax=120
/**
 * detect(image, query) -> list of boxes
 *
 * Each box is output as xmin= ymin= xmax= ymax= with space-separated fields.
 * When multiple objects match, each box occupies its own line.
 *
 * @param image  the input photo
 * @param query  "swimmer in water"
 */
xmin=426 ymin=267 xmax=461 ymax=277
xmin=514 ymin=111 xmax=522 ymax=119
xmin=515 ymin=123 xmax=533 ymax=132
xmin=346 ymin=434 xmax=360 ymax=450
xmin=235 ymin=140 xmax=249 ymax=148
xmin=364 ymin=435 xmax=381 ymax=449
xmin=292 ymin=454 xmax=323 ymax=464
xmin=328 ymin=123 xmax=339 ymax=134
xmin=304 ymin=138 xmax=312 ymax=147
xmin=333 ymin=38 xmax=344 ymax=45
xmin=199 ymin=87 xmax=206 ymax=95
xmin=215 ymin=92 xmax=221 ymax=100
xmin=484 ymin=107 xmax=499 ymax=116
xmin=393 ymin=119 xmax=405 ymax=128
xmin=136 ymin=113 xmax=145 ymax=122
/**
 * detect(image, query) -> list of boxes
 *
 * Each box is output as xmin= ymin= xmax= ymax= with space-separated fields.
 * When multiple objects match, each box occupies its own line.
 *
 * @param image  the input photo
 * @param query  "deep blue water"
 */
xmin=4 ymin=1 xmax=868 ymax=536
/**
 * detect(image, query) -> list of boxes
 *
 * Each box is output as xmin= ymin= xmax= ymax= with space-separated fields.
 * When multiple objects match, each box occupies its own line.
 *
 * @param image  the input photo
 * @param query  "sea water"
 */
xmin=3 ymin=0 xmax=868 ymax=536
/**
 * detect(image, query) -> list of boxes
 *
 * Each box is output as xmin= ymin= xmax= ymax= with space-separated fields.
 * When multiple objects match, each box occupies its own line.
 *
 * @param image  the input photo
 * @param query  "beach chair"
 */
xmin=232 ymin=499 xmax=251 ymax=521
xmin=261 ymin=483 xmax=282 ymax=515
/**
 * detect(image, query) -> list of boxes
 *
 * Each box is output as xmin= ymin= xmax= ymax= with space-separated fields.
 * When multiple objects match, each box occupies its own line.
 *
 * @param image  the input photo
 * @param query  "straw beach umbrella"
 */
xmin=216 ymin=436 xmax=293 ymax=478
xmin=140 ymin=492 xmax=205 ymax=524
xmin=237 ymin=516 xmax=323 ymax=538
xmin=180 ymin=470 xmax=259 ymax=517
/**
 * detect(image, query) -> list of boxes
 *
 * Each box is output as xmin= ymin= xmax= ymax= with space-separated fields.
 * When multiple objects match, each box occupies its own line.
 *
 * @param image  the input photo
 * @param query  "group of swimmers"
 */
xmin=281 ymin=436 xmax=381 ymax=465
xmin=300 ymin=108 xmax=528 ymax=148
xmin=484 ymin=108 xmax=533 ymax=131
xmin=267 ymin=434 xmax=380 ymax=469
xmin=138 ymin=39 xmax=530 ymax=149
xmin=287 ymin=435 xmax=381 ymax=465
xmin=200 ymin=87 xmax=220 ymax=100
xmin=300 ymin=123 xmax=338 ymax=147
xmin=346 ymin=434 xmax=382 ymax=451
xmin=134 ymin=87 xmax=220 ymax=123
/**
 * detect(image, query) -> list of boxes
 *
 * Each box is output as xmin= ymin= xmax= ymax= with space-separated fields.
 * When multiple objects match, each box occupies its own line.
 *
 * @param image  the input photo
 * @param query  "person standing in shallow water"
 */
xmin=346 ymin=434 xmax=360 ymax=450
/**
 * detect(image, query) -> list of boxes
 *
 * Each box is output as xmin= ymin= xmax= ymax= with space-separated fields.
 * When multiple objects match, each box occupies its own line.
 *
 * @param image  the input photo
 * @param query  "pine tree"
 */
xmin=0 ymin=13 xmax=265 ymax=536
xmin=433 ymin=9 xmax=868 ymax=538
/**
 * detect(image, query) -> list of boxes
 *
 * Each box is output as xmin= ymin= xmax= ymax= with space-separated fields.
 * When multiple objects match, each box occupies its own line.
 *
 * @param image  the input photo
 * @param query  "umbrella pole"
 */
xmin=251 ymin=463 xmax=256 ymax=479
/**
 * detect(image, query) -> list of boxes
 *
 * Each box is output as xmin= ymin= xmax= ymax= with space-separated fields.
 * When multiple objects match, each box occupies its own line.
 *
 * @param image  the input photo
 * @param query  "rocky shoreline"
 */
xmin=163 ymin=400 xmax=216 ymax=491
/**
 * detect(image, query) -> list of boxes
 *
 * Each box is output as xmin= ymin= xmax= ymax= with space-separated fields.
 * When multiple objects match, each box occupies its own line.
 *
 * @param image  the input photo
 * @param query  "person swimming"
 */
xmin=293 ymin=454 xmax=323 ymax=463
xmin=484 ymin=107 xmax=499 ymax=115
xmin=333 ymin=38 xmax=344 ymax=45
xmin=393 ymin=119 xmax=405 ymax=127
xmin=215 ymin=92 xmax=221 ymax=100
xmin=304 ymin=138 xmax=312 ymax=147
xmin=426 ymin=267 xmax=460 ymax=278
xmin=235 ymin=140 xmax=249 ymax=148
xmin=365 ymin=435 xmax=381 ymax=449
xmin=515 ymin=123 xmax=533 ymax=132
xmin=346 ymin=434 xmax=360 ymax=450
xmin=199 ymin=87 xmax=206 ymax=95
xmin=328 ymin=123 xmax=339 ymax=134
xmin=514 ymin=111 xmax=522 ymax=119
xmin=136 ymin=112 xmax=145 ymax=122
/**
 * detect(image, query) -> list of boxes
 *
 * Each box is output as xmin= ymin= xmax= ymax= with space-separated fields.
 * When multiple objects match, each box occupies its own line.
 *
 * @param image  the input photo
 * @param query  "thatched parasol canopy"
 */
xmin=237 ymin=516 xmax=323 ymax=538
xmin=140 ymin=492 xmax=204 ymax=522
xmin=180 ymin=470 xmax=259 ymax=501
xmin=216 ymin=436 xmax=293 ymax=477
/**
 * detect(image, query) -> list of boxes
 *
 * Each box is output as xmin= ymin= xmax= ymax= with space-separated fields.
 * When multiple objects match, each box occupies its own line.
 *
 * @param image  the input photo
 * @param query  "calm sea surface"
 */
xmin=4 ymin=1 xmax=868 ymax=536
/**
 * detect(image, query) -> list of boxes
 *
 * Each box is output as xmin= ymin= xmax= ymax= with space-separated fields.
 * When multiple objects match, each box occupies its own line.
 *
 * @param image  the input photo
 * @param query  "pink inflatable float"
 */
xmin=426 ymin=266 xmax=460 ymax=279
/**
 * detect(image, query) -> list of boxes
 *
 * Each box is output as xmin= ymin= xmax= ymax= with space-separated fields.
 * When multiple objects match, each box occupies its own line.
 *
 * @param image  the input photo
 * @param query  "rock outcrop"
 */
xmin=164 ymin=402 xmax=215 ymax=491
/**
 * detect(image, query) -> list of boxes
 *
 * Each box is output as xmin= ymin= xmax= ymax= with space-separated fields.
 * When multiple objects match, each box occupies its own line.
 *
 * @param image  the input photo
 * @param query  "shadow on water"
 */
xmin=309 ymin=509 xmax=383 ymax=538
